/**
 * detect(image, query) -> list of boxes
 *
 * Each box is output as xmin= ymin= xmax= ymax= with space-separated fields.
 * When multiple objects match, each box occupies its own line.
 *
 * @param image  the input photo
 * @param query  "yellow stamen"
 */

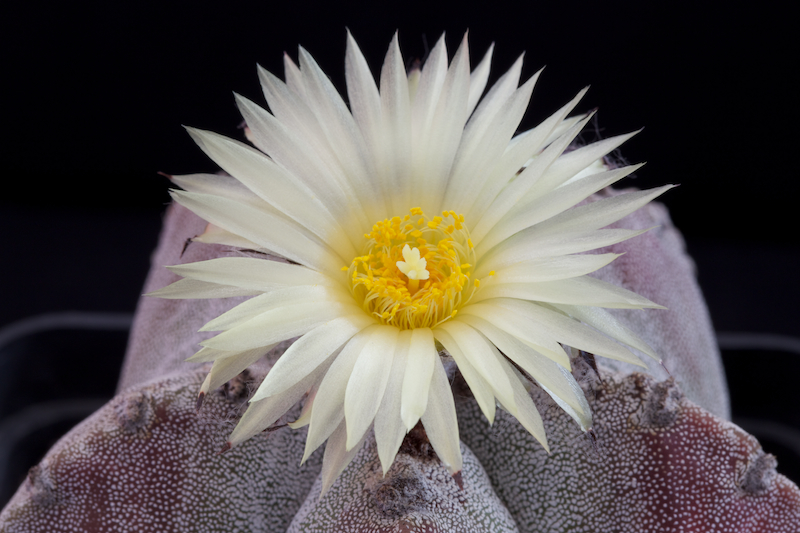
xmin=345 ymin=207 xmax=484 ymax=329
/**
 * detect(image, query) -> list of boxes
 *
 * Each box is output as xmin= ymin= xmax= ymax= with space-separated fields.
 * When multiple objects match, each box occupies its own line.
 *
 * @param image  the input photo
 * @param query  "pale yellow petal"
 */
xmin=302 ymin=328 xmax=375 ymax=463
xmin=434 ymin=327 xmax=496 ymax=424
xmin=437 ymin=320 xmax=516 ymax=412
xmin=400 ymin=328 xmax=437 ymax=430
xmin=374 ymin=330 xmax=411 ymax=474
xmin=344 ymin=325 xmax=399 ymax=449
xmin=420 ymin=357 xmax=462 ymax=474
xmin=249 ymin=313 xmax=375 ymax=400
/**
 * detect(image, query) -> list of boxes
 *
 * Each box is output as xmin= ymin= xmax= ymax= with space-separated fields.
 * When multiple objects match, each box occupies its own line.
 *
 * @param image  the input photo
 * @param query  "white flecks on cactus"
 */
xmin=0 ymin=368 xmax=323 ymax=533
xmin=457 ymin=365 xmax=800 ymax=532
xmin=288 ymin=436 xmax=519 ymax=532
xmin=2 ymin=365 xmax=798 ymax=532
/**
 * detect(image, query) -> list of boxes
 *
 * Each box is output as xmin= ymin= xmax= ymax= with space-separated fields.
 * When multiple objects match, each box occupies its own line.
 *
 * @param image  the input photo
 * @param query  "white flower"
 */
xmin=151 ymin=32 xmax=669 ymax=493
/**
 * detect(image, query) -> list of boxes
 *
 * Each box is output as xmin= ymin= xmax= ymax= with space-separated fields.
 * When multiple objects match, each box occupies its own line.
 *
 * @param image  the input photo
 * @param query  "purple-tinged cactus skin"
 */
xmin=2 ymin=197 xmax=798 ymax=532
xmin=287 ymin=437 xmax=519 ymax=532
xmin=117 ymin=202 xmax=256 ymax=392
xmin=1 ymin=364 xmax=797 ymax=532
xmin=457 ymin=368 xmax=800 ymax=532
xmin=0 ymin=367 xmax=322 ymax=532
xmin=587 ymin=187 xmax=730 ymax=419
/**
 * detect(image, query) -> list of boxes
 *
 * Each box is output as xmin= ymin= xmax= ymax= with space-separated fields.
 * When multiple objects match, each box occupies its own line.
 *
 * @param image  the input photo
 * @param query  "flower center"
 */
xmin=345 ymin=208 xmax=481 ymax=329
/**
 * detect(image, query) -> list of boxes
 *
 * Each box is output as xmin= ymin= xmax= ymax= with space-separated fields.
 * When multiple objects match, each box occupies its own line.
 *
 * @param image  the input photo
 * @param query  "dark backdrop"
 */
xmin=1 ymin=0 xmax=798 ymax=499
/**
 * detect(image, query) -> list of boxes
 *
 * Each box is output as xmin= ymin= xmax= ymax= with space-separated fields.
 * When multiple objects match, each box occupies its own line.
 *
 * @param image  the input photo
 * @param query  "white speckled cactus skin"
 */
xmin=0 ymin=368 xmax=322 ymax=532
xmin=457 ymin=366 xmax=800 ymax=532
xmin=1 ymin=195 xmax=798 ymax=532
xmin=288 ymin=437 xmax=520 ymax=532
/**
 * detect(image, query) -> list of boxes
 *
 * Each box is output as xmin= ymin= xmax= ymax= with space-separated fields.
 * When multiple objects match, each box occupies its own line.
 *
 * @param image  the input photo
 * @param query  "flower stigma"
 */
xmin=396 ymin=244 xmax=429 ymax=294
xmin=346 ymin=208 xmax=482 ymax=329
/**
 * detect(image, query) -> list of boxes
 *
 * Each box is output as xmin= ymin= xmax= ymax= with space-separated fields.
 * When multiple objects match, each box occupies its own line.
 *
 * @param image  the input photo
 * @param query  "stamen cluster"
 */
xmin=346 ymin=208 xmax=481 ymax=329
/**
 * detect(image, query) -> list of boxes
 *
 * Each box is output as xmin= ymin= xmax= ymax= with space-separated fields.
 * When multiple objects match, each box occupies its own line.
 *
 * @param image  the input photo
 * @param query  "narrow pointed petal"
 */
xmin=541 ymin=109 xmax=589 ymax=147
xmin=444 ymin=69 xmax=540 ymax=214
xmin=437 ymin=320 xmax=516 ymax=412
xmin=553 ymin=303 xmax=660 ymax=361
xmin=483 ymin=298 xmax=647 ymax=365
xmin=287 ymin=403 xmax=312 ymax=429
xmin=459 ymin=303 xmax=571 ymax=368
xmin=201 ymin=300 xmax=364 ymax=353
xmin=283 ymin=52 xmax=305 ymax=96
xmin=170 ymin=172 xmax=256 ymax=200
xmin=459 ymin=314 xmax=590 ymax=417
xmin=471 ymin=112 xmax=594 ymax=246
xmin=187 ymin=344 xmax=275 ymax=364
xmin=297 ymin=47 xmax=382 ymax=221
xmin=467 ymin=43 xmax=494 ymax=115
xmin=494 ymin=355 xmax=549 ymax=452
xmin=474 ymin=276 xmax=663 ymax=312
xmin=490 ymin=254 xmax=622 ymax=285
xmin=467 ymin=87 xmax=589 ymax=223
xmin=191 ymin=223 xmax=264 ymax=251
xmin=320 ymin=420 xmax=366 ymax=497
xmin=258 ymin=64 xmax=358 ymax=202
xmin=199 ymin=286 xmax=351 ymax=332
xmin=479 ymin=163 xmax=645 ymax=253
xmin=533 ymin=130 xmax=640 ymax=193
xmin=251 ymin=313 xmax=375 ymax=400
xmin=410 ymin=34 xmax=447 ymax=164
xmin=167 ymin=257 xmax=340 ymax=292
xmin=197 ymin=293 xmax=280 ymax=333
xmin=188 ymin=346 xmax=231 ymax=364
xmin=234 ymin=94 xmax=371 ymax=240
xmin=146 ymin=278 xmax=259 ymax=300
xmin=478 ymin=227 xmax=652 ymax=275
xmin=288 ymin=378 xmax=321 ymax=429
xmin=467 ymin=54 xmax=524 ymax=131
xmin=419 ymin=34 xmax=471 ymax=212
xmin=375 ymin=330 xmax=411 ymax=474
xmin=420 ymin=356 xmax=462 ymax=474
xmin=203 ymin=346 xmax=272 ymax=393
xmin=170 ymin=189 xmax=343 ymax=274
xmin=488 ymin=253 xmax=622 ymax=284
xmin=378 ymin=33 xmax=413 ymax=215
xmin=344 ymin=325 xmax=399 ymax=449
xmin=539 ymin=372 xmax=593 ymax=431
xmin=345 ymin=31 xmax=383 ymax=186
xmin=303 ymin=329 xmax=374 ymax=463
xmin=434 ymin=327 xmax=497 ymax=424
xmin=524 ymin=185 xmax=675 ymax=240
xmin=401 ymin=328 xmax=437 ymax=430
xmin=187 ymin=126 xmax=357 ymax=261
xmin=228 ymin=357 xmax=331 ymax=447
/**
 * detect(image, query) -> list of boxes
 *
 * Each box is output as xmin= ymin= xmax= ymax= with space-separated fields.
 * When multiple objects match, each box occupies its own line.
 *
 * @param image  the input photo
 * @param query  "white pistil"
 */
xmin=396 ymin=244 xmax=429 ymax=294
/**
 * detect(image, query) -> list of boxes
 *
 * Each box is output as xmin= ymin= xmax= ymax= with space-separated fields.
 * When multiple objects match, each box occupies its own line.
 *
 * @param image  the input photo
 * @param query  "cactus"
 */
xmin=2 ymin=200 xmax=798 ymax=532
xmin=1 ymin=359 xmax=798 ymax=531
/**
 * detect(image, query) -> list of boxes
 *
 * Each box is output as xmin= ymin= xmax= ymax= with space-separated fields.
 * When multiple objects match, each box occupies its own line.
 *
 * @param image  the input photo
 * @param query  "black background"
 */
xmin=1 ymin=1 xmax=796 ymax=240
xmin=1 ymin=0 xmax=798 ymax=497
xmin=3 ymin=1 xmax=798 ymax=328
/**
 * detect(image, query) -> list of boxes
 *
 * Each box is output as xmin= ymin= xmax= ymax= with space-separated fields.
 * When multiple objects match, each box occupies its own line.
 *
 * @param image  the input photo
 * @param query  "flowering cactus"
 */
xmin=2 ymin=200 xmax=798 ymax=532
xmin=2 ymin=33 xmax=798 ymax=532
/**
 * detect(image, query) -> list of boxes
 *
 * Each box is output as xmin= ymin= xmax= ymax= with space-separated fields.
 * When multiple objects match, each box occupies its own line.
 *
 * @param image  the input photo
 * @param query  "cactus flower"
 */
xmin=150 ymin=32 xmax=670 ymax=492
